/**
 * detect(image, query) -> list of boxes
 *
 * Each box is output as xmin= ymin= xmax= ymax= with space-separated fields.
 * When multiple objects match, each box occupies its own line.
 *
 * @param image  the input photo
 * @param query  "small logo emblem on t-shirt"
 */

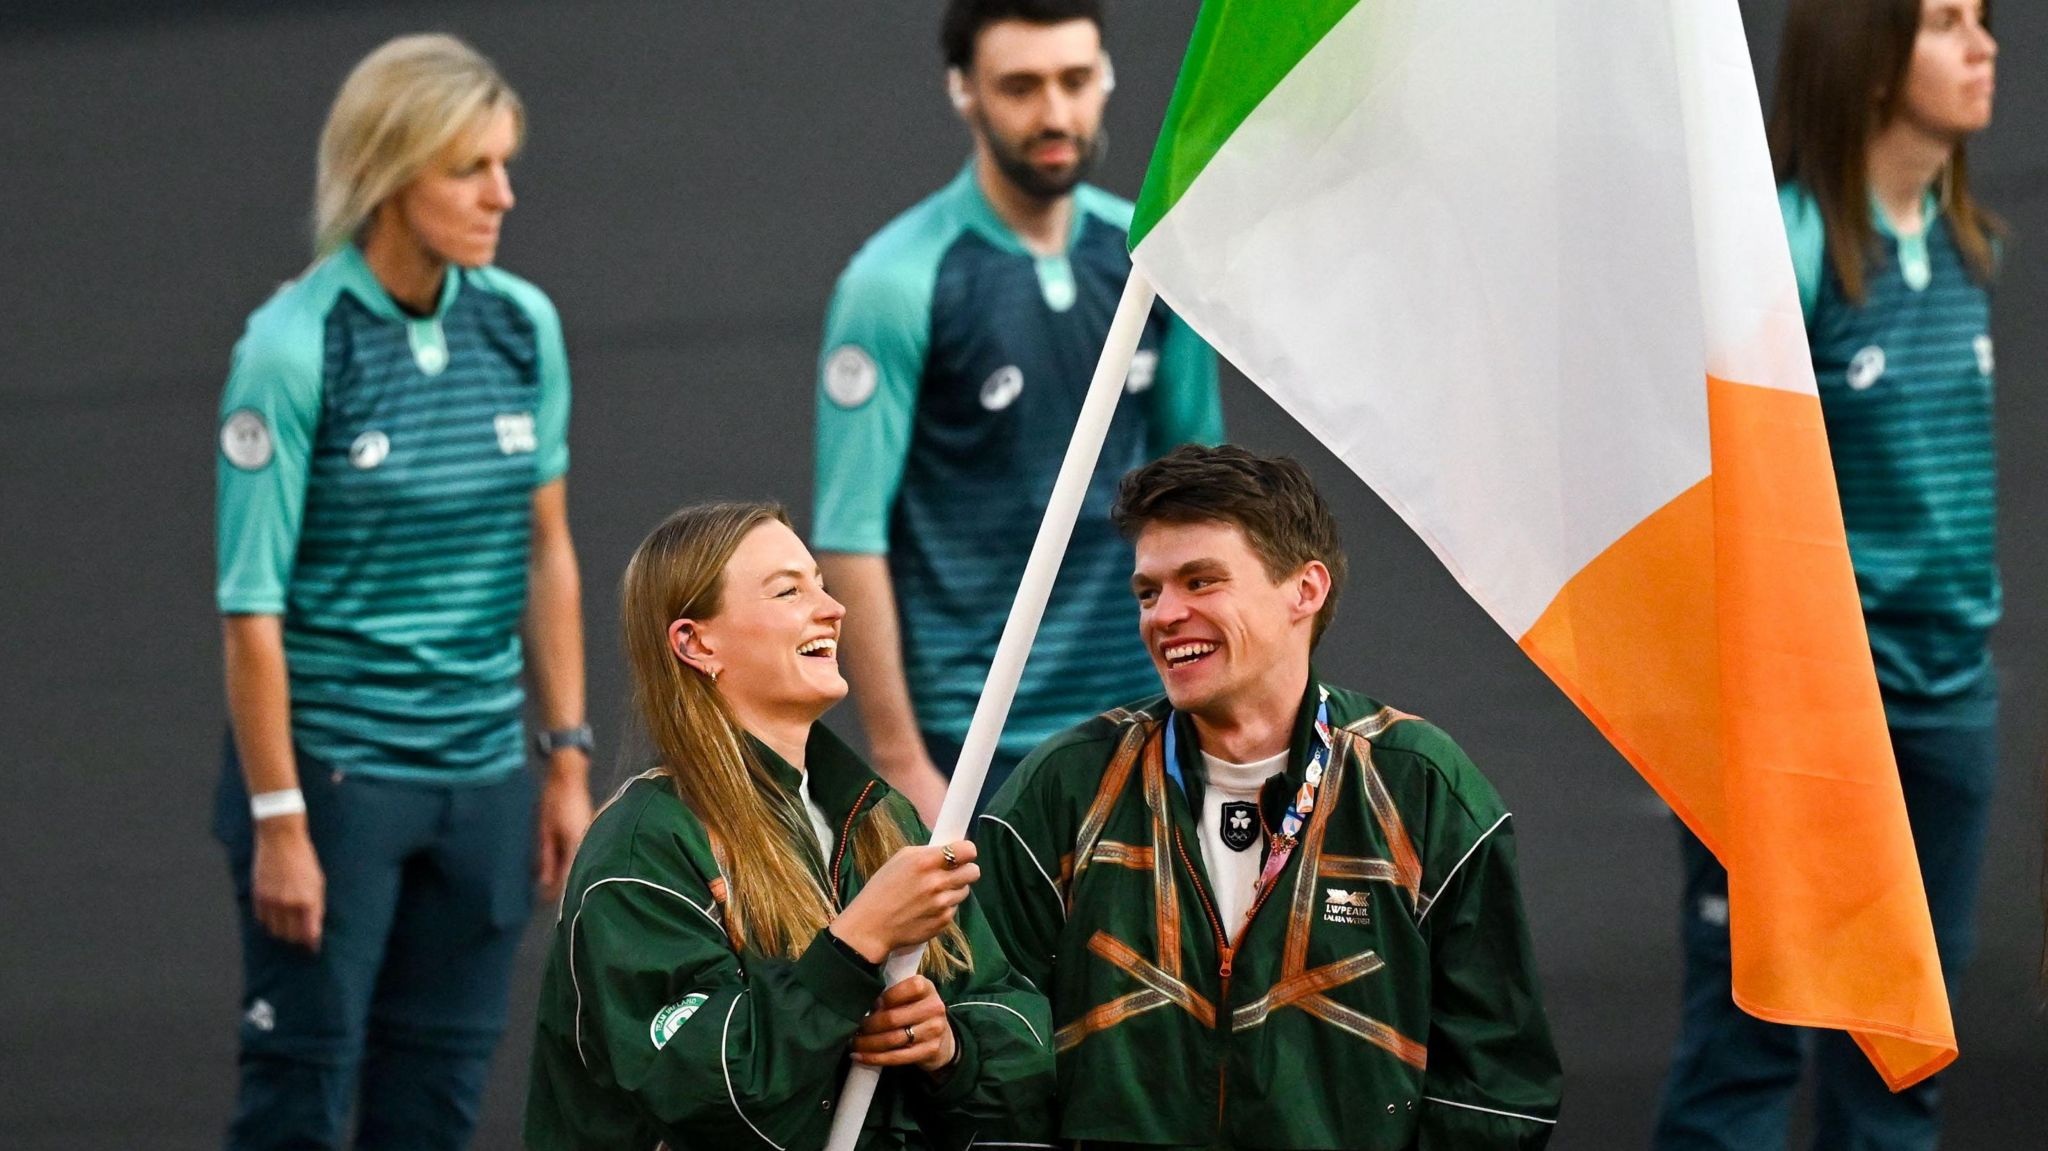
xmin=1125 ymin=349 xmax=1159 ymax=394
xmin=243 ymin=997 xmax=276 ymax=1033
xmin=980 ymin=365 xmax=1024 ymax=411
xmin=650 ymin=992 xmax=709 ymax=1050
xmin=824 ymin=345 xmax=879 ymax=408
xmin=1220 ymin=801 xmax=1259 ymax=852
xmin=1323 ymin=888 xmax=1371 ymax=926
xmin=495 ymin=412 xmax=538 ymax=455
xmin=221 ymin=409 xmax=273 ymax=470
xmin=1974 ymin=334 xmax=1995 ymax=377
xmin=350 ymin=430 xmax=390 ymax=470
xmin=409 ymin=320 xmax=449 ymax=376
xmin=1846 ymin=345 xmax=1886 ymax=391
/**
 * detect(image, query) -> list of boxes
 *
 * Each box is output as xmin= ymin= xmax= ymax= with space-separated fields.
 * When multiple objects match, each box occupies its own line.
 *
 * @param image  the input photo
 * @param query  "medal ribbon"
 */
xmin=1257 ymin=686 xmax=1332 ymax=894
xmin=1165 ymin=686 xmax=1332 ymax=897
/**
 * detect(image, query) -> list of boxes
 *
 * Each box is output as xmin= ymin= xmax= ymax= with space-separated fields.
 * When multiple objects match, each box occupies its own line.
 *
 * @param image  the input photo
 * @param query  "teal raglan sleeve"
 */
xmin=1146 ymin=304 xmax=1224 ymax=456
xmin=571 ymin=879 xmax=886 ymax=1149
xmin=811 ymin=255 xmax=932 ymax=555
xmin=1779 ymin=183 xmax=1826 ymax=329
xmin=481 ymin=268 xmax=571 ymax=484
xmin=1415 ymin=794 xmax=1562 ymax=1149
xmin=215 ymin=303 xmax=323 ymax=614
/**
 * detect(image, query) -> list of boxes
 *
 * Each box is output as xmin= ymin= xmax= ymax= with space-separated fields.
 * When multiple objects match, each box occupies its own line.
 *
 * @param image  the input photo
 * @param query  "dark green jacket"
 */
xmin=525 ymin=724 xmax=1055 ymax=1150
xmin=977 ymin=680 xmax=1560 ymax=1149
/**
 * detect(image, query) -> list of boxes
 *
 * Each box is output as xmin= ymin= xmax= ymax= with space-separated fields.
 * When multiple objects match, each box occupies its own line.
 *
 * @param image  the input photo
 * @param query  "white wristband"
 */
xmin=250 ymin=788 xmax=307 ymax=821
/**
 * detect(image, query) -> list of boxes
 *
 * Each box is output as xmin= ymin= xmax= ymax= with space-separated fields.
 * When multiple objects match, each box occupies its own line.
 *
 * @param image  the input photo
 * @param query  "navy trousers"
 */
xmin=215 ymin=746 xmax=536 ymax=1150
xmin=1652 ymin=694 xmax=1998 ymax=1151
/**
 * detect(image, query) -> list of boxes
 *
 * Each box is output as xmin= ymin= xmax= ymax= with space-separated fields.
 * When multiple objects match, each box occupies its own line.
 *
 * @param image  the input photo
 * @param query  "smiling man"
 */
xmin=813 ymin=0 xmax=1221 ymax=823
xmin=978 ymin=445 xmax=1561 ymax=1149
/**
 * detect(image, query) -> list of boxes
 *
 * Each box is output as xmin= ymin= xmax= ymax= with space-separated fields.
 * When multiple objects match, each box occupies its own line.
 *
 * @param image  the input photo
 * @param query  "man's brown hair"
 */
xmin=1112 ymin=444 xmax=1347 ymax=646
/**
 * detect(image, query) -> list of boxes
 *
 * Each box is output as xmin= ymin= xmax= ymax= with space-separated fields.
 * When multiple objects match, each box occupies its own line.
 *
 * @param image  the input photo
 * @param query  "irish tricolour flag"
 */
xmin=1132 ymin=1 xmax=1955 ymax=1087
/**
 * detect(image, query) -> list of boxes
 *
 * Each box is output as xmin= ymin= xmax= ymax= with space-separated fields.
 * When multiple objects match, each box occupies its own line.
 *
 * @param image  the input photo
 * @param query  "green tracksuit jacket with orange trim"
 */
xmin=976 ymin=678 xmax=1560 ymax=1149
xmin=525 ymin=723 xmax=1056 ymax=1150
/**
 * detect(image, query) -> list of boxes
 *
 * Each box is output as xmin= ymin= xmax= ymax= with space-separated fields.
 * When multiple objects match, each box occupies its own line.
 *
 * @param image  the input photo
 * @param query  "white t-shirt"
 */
xmin=798 ymin=772 xmax=836 ymax=864
xmin=1198 ymin=749 xmax=1287 ymax=938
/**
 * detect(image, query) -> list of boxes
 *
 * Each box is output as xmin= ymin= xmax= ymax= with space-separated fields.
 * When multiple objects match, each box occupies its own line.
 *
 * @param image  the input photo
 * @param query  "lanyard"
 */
xmin=1164 ymin=685 xmax=1333 ymax=895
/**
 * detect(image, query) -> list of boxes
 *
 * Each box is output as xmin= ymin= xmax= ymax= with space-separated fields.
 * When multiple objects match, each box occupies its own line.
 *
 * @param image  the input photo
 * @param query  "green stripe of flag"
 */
xmin=1131 ymin=0 xmax=1364 ymax=247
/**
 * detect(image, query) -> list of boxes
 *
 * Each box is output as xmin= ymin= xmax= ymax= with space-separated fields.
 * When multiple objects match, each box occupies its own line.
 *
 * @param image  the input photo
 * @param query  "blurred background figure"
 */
xmin=812 ymin=0 xmax=1222 ymax=823
xmin=1655 ymin=2 xmax=2002 ymax=1148
xmin=212 ymin=33 xmax=591 ymax=1149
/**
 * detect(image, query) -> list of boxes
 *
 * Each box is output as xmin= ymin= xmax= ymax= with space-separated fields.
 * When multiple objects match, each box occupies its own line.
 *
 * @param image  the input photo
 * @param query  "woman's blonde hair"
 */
xmin=313 ymin=33 xmax=524 ymax=256
xmin=621 ymin=502 xmax=969 ymax=978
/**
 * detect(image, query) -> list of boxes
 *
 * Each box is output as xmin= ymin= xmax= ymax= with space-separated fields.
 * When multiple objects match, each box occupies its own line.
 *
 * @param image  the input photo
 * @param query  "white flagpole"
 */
xmin=823 ymin=267 xmax=1158 ymax=1149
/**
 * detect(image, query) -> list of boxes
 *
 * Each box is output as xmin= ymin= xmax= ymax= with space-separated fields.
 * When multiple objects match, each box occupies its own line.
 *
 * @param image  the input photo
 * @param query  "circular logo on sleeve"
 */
xmin=824 ymin=345 xmax=879 ymax=408
xmin=220 ymin=409 xmax=273 ymax=470
xmin=650 ymin=992 xmax=710 ymax=1050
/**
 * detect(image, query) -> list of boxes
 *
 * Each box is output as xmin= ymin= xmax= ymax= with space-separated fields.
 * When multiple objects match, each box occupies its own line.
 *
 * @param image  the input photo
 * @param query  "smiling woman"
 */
xmin=522 ymin=502 xmax=1055 ymax=1151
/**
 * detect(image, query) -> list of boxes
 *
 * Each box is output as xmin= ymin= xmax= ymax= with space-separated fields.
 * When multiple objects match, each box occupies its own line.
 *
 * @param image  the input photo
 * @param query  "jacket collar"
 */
xmin=744 ymin=722 xmax=890 ymax=833
xmin=1165 ymin=668 xmax=1327 ymax=813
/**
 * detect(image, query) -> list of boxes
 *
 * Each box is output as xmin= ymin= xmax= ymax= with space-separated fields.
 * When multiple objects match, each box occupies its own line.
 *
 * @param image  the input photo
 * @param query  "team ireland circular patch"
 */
xmin=220 ymin=408 xmax=273 ymax=470
xmin=650 ymin=992 xmax=709 ymax=1050
xmin=824 ymin=345 xmax=879 ymax=408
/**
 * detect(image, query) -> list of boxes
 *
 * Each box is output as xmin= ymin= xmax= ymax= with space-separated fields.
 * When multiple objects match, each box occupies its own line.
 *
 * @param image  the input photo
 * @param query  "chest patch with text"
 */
xmin=1323 ymin=887 xmax=1371 ymax=926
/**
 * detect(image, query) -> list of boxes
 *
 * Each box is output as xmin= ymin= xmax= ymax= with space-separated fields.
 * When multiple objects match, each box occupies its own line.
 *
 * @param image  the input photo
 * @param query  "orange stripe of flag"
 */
xmin=1520 ymin=375 xmax=1953 ymax=1089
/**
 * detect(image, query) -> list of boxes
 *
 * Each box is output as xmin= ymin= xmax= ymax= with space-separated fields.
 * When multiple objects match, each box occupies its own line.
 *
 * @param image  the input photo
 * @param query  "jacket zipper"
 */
xmin=1175 ymin=822 xmax=1296 ymax=1135
xmin=1173 ymin=828 xmax=1232 ymax=979
xmin=1173 ymin=828 xmax=1236 ymax=1132
xmin=828 ymin=780 xmax=879 ymax=910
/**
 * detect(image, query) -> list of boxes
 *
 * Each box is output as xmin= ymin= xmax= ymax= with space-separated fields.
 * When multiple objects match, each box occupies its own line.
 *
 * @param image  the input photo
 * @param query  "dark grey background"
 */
xmin=1 ymin=2 xmax=2041 ymax=1147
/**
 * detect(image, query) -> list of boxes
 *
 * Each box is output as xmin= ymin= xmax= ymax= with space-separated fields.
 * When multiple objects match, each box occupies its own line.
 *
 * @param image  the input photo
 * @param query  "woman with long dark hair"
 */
xmin=524 ymin=503 xmax=1053 ymax=1150
xmin=1655 ymin=3 xmax=2000 ymax=1149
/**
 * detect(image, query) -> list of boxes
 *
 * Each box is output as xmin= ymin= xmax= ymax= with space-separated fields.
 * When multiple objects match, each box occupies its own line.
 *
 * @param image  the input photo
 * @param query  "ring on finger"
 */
xmin=940 ymin=844 xmax=959 ymax=870
xmin=902 ymin=1024 xmax=917 ymax=1047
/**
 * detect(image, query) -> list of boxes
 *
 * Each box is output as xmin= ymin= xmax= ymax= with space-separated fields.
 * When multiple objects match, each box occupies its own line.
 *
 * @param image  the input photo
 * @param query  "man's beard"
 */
xmin=977 ymin=114 xmax=1104 ymax=201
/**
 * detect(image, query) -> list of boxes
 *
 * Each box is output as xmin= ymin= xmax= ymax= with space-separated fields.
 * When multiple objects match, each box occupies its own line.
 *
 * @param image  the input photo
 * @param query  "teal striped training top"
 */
xmin=813 ymin=165 xmax=1222 ymax=757
xmin=1781 ymin=185 xmax=1998 ymax=720
xmin=216 ymin=245 xmax=570 ymax=782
